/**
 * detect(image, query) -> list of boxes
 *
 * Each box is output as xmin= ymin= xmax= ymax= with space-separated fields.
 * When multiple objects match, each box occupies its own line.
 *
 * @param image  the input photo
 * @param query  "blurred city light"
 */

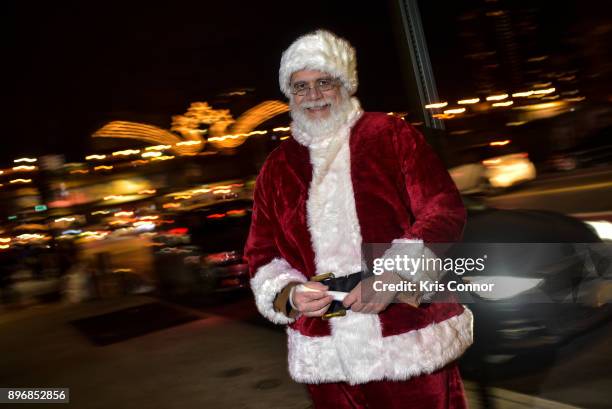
xmin=12 ymin=165 xmax=37 ymax=171
xmin=145 ymin=145 xmax=172 ymax=151
xmin=85 ymin=154 xmax=106 ymax=160
xmin=514 ymin=101 xmax=565 ymax=111
xmin=486 ymin=93 xmax=509 ymax=101
xmin=585 ymin=221 xmax=612 ymax=240
xmin=533 ymin=87 xmax=556 ymax=95
xmin=565 ymin=96 xmax=586 ymax=102
xmin=113 ymin=149 xmax=141 ymax=157
xmin=490 ymin=140 xmax=511 ymax=146
xmin=458 ymin=98 xmax=480 ymax=104
xmin=425 ymin=102 xmax=448 ymax=109
xmin=512 ymin=91 xmax=535 ymax=97
xmin=444 ymin=107 xmax=467 ymax=114
xmin=492 ymin=100 xmax=514 ymax=107
xmin=142 ymin=151 xmax=162 ymax=158
xmin=103 ymin=195 xmax=124 ymax=201
xmin=175 ymin=140 xmax=202 ymax=146
xmin=54 ymin=217 xmax=76 ymax=223
xmin=150 ymin=155 xmax=175 ymax=161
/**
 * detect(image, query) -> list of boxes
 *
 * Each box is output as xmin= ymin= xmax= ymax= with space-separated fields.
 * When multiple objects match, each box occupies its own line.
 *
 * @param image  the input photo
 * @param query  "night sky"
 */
xmin=5 ymin=0 xmax=606 ymax=165
xmin=4 ymin=0 xmax=408 ymax=163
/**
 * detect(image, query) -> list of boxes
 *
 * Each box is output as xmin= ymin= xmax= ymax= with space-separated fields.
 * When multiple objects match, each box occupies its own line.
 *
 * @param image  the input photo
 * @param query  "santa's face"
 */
xmin=290 ymin=70 xmax=341 ymax=120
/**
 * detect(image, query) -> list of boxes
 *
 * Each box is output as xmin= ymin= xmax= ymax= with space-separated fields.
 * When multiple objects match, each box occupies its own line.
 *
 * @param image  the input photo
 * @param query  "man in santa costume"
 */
xmin=245 ymin=30 xmax=473 ymax=409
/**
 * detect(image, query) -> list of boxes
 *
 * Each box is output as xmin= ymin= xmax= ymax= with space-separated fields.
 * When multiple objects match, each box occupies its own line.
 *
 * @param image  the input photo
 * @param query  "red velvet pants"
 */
xmin=306 ymin=364 xmax=468 ymax=409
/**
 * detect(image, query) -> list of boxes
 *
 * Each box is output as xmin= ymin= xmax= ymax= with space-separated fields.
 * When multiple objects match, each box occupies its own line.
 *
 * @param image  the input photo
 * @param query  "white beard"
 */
xmin=289 ymin=89 xmax=358 ymax=147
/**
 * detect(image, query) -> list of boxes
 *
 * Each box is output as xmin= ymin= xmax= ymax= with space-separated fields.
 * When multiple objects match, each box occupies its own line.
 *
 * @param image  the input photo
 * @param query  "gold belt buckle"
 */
xmin=322 ymin=309 xmax=346 ymax=320
xmin=311 ymin=272 xmax=334 ymax=282
xmin=311 ymin=273 xmax=345 ymax=320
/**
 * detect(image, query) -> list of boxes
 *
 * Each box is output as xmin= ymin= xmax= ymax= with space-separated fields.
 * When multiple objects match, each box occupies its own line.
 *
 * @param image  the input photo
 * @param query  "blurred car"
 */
xmin=449 ymin=144 xmax=536 ymax=194
xmin=201 ymin=250 xmax=249 ymax=293
xmin=454 ymin=196 xmax=612 ymax=366
xmin=548 ymin=125 xmax=612 ymax=171
xmin=448 ymin=163 xmax=488 ymax=194
xmin=483 ymin=152 xmax=536 ymax=189
xmin=153 ymin=199 xmax=252 ymax=297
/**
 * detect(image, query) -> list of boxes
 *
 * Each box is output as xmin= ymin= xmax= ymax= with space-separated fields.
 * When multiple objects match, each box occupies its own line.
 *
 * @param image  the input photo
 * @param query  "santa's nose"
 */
xmin=304 ymin=86 xmax=324 ymax=100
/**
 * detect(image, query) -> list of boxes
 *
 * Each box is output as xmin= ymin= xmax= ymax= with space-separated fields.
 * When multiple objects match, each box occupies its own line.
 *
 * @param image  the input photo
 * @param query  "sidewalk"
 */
xmin=0 ymin=296 xmax=582 ymax=409
xmin=463 ymin=383 xmax=581 ymax=409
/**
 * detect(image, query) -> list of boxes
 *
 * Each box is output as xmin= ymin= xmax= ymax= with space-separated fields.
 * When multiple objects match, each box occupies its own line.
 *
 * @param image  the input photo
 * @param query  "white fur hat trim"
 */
xmin=279 ymin=30 xmax=358 ymax=98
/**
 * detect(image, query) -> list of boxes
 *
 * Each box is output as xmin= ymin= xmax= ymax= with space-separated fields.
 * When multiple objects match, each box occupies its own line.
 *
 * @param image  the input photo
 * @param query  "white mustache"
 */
xmin=301 ymin=101 xmax=332 ymax=109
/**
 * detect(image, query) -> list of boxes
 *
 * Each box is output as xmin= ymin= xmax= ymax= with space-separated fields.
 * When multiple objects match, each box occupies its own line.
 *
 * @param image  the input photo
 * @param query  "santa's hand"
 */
xmin=342 ymin=272 xmax=400 ymax=314
xmin=291 ymin=282 xmax=334 ymax=317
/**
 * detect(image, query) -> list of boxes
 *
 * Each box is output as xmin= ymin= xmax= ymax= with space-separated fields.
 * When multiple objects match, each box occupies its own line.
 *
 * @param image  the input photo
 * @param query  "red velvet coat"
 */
xmin=246 ymin=111 xmax=473 ymax=385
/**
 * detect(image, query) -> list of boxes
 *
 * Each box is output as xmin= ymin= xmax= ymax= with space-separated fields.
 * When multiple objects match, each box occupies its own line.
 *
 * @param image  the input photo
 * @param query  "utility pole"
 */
xmin=388 ymin=0 xmax=449 ymax=161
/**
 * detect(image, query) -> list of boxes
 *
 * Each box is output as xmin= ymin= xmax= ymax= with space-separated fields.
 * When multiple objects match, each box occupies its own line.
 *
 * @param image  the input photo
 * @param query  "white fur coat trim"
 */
xmin=250 ymin=258 xmax=307 ymax=324
xmin=305 ymin=100 xmax=363 ymax=278
xmin=384 ymin=238 xmax=442 ymax=280
xmin=287 ymin=306 xmax=473 ymax=384
xmin=383 ymin=238 xmax=447 ymax=301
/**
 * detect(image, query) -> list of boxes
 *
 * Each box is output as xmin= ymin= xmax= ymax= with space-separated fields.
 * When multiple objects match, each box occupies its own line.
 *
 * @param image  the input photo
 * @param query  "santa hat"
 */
xmin=279 ymin=30 xmax=358 ymax=99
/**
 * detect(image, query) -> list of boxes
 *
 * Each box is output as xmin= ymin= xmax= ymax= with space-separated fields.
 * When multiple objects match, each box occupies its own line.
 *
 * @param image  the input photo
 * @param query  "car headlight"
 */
xmin=463 ymin=276 xmax=543 ymax=300
xmin=585 ymin=221 xmax=612 ymax=241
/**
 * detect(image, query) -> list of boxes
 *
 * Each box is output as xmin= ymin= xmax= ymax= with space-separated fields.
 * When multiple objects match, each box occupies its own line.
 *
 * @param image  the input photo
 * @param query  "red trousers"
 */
xmin=306 ymin=364 xmax=468 ymax=409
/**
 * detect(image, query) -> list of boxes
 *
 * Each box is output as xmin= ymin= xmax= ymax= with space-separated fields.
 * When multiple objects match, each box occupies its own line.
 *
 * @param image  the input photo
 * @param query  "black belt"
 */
xmin=311 ymin=271 xmax=367 ymax=319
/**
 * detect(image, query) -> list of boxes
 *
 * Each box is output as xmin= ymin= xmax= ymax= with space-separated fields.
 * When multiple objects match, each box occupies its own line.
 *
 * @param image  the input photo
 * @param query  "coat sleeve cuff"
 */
xmin=250 ymin=258 xmax=307 ymax=324
xmin=381 ymin=238 xmax=440 ymax=301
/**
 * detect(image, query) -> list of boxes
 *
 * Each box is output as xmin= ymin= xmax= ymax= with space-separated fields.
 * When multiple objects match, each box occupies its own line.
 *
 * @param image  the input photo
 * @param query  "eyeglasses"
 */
xmin=290 ymin=78 xmax=339 ymax=96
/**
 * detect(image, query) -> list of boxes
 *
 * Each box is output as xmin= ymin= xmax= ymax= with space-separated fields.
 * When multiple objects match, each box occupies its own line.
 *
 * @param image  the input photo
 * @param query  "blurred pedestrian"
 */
xmin=0 ymin=247 xmax=19 ymax=305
